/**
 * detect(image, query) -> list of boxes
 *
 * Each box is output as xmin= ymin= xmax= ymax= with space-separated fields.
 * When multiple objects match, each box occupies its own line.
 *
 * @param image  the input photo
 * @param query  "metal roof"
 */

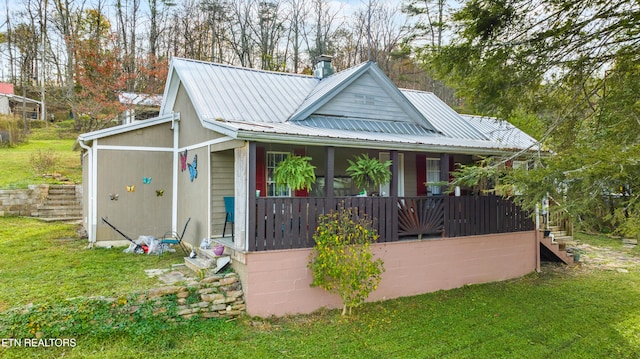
xmin=112 ymin=58 xmax=540 ymax=155
xmin=119 ymin=92 xmax=162 ymax=107
xmin=461 ymin=115 xmax=539 ymax=150
xmin=212 ymin=119 xmax=532 ymax=155
xmin=401 ymin=90 xmax=486 ymax=141
xmin=297 ymin=116 xmax=437 ymax=136
xmin=170 ymin=58 xmax=317 ymax=124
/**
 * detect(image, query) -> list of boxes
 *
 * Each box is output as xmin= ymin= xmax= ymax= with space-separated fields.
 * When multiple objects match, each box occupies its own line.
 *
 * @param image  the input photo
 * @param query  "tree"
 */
xmin=253 ymin=0 xmax=285 ymax=71
xmin=308 ymin=207 xmax=384 ymax=316
xmin=424 ymin=0 xmax=640 ymax=236
xmin=51 ymin=0 xmax=83 ymax=129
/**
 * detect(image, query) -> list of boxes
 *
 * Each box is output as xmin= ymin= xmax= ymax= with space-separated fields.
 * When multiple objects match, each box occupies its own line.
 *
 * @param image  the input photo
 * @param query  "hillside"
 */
xmin=0 ymin=121 xmax=82 ymax=189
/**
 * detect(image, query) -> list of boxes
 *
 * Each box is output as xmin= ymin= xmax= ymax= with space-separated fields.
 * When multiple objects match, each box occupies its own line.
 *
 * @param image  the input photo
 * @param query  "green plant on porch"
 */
xmin=272 ymin=154 xmax=316 ymax=192
xmin=308 ymin=206 xmax=384 ymax=316
xmin=346 ymin=154 xmax=391 ymax=195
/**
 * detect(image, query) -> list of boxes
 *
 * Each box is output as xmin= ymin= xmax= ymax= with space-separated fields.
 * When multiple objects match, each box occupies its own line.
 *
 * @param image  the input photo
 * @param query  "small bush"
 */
xmin=308 ymin=206 xmax=384 ymax=316
xmin=0 ymin=116 xmax=26 ymax=146
xmin=28 ymin=119 xmax=46 ymax=129
xmin=30 ymin=149 xmax=59 ymax=175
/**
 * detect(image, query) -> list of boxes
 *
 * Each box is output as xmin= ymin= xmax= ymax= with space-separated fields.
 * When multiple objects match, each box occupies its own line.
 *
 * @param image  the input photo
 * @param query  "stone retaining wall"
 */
xmin=0 ymin=185 xmax=48 ymax=216
xmin=134 ymin=272 xmax=245 ymax=320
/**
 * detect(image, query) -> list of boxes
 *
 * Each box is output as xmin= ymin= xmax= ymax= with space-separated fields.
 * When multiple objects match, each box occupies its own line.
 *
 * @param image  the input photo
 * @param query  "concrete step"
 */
xmin=35 ymin=185 xmax=82 ymax=221
xmin=42 ymin=199 xmax=80 ymax=206
xmin=184 ymin=256 xmax=216 ymax=272
xmin=35 ymin=207 xmax=83 ymax=218
xmin=184 ymin=254 xmax=231 ymax=274
xmin=47 ymin=187 xmax=78 ymax=195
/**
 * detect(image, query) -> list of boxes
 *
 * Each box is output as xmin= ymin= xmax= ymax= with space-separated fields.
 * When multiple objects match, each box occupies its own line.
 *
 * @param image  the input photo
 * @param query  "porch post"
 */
xmin=325 ymin=146 xmax=335 ymax=209
xmin=247 ymin=142 xmax=257 ymax=251
xmin=390 ymin=150 xmax=398 ymax=197
xmin=390 ymin=150 xmax=399 ymax=241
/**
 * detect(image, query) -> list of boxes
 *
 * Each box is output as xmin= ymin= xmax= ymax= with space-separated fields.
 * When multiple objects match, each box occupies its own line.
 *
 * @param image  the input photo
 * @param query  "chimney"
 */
xmin=314 ymin=55 xmax=334 ymax=79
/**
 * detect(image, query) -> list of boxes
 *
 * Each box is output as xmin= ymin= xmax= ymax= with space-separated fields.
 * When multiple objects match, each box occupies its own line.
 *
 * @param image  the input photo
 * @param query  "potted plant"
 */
xmin=273 ymin=154 xmax=316 ymax=193
xmin=569 ymin=247 xmax=584 ymax=262
xmin=346 ymin=154 xmax=392 ymax=195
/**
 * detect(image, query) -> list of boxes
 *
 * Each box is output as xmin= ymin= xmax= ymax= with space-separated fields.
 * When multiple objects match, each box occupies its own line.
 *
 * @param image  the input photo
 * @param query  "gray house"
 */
xmin=78 ymin=58 xmax=544 ymax=316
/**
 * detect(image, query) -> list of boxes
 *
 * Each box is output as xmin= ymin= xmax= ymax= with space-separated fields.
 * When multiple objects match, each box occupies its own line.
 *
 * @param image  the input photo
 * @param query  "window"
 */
xmin=512 ymin=160 xmax=529 ymax=170
xmin=426 ymin=158 xmax=441 ymax=195
xmin=266 ymin=152 xmax=290 ymax=197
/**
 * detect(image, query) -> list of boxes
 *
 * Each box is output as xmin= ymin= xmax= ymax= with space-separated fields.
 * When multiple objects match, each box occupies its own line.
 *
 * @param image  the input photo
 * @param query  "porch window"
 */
xmin=426 ymin=158 xmax=441 ymax=195
xmin=513 ymin=160 xmax=529 ymax=170
xmin=266 ymin=151 xmax=291 ymax=197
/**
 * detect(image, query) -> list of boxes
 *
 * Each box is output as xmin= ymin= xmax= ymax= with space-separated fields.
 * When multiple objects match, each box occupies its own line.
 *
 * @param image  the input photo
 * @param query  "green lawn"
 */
xmin=0 ymin=125 xmax=82 ymax=189
xmin=0 ymin=219 xmax=639 ymax=358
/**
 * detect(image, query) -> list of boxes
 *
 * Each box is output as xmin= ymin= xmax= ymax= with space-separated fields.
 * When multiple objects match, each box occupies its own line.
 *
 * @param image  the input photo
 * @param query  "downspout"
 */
xmin=77 ymin=138 xmax=96 ymax=246
xmin=171 ymin=113 xmax=180 ymax=233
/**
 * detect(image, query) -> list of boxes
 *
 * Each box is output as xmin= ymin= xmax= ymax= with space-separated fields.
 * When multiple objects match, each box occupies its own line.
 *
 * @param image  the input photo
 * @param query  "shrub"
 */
xmin=308 ymin=206 xmax=384 ymax=316
xmin=0 ymin=116 xmax=25 ymax=146
xmin=30 ymin=149 xmax=59 ymax=175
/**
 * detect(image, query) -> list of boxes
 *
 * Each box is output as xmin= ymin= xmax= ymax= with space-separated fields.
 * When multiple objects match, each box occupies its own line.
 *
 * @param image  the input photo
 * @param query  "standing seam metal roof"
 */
xmin=166 ymin=58 xmax=539 ymax=152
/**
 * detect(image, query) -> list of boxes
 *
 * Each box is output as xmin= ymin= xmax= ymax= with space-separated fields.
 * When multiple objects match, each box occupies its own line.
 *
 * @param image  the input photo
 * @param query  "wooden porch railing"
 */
xmin=248 ymin=196 xmax=533 ymax=251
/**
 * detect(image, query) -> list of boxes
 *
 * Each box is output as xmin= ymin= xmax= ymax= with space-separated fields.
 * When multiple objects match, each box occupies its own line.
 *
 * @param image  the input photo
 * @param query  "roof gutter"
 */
xmin=235 ymin=130 xmax=543 ymax=157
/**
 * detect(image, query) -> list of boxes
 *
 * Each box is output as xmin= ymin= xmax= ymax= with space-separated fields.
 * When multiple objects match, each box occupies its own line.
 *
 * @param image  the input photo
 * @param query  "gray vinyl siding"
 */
xmin=95 ymin=149 xmax=172 ymax=241
xmin=316 ymin=73 xmax=414 ymax=123
xmin=210 ymin=149 xmax=235 ymax=236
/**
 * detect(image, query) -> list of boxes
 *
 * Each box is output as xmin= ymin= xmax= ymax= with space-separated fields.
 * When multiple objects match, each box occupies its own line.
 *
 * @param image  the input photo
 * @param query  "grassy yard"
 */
xmin=0 ymin=219 xmax=639 ymax=358
xmin=0 ymin=123 xmax=82 ymax=189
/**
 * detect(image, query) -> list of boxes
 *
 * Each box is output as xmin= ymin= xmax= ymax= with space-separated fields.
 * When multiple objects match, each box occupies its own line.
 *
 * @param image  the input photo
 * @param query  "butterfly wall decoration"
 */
xmin=126 ymin=185 xmax=135 ymax=192
xmin=180 ymin=149 xmax=188 ymax=172
xmin=156 ymin=189 xmax=164 ymax=197
xmin=109 ymin=193 xmax=119 ymax=201
xmin=143 ymin=177 xmax=152 ymax=184
xmin=188 ymin=154 xmax=198 ymax=182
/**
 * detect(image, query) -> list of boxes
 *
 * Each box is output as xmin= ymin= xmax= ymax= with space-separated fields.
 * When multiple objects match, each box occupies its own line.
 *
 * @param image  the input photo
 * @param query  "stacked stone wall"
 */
xmin=134 ymin=272 xmax=245 ymax=320
xmin=0 ymin=185 xmax=48 ymax=216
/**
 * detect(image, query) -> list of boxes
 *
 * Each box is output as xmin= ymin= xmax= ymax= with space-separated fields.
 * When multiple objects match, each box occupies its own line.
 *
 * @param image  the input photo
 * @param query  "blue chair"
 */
xmin=223 ymin=197 xmax=234 ymax=239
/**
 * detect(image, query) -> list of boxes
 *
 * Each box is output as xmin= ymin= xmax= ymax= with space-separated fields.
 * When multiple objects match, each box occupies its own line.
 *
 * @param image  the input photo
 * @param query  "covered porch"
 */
xmin=211 ymin=142 xmax=533 ymax=253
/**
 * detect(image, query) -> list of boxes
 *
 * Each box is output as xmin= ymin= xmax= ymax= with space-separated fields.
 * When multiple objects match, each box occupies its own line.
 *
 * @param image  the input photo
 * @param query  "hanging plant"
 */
xmin=273 ymin=154 xmax=316 ymax=192
xmin=346 ymin=154 xmax=392 ymax=192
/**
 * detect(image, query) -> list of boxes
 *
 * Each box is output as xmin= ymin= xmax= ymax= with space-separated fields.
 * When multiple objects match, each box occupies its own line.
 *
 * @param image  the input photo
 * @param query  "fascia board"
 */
xmin=235 ymin=129 xmax=539 ymax=157
xmin=77 ymin=113 xmax=178 ymax=141
xmin=159 ymin=64 xmax=180 ymax=116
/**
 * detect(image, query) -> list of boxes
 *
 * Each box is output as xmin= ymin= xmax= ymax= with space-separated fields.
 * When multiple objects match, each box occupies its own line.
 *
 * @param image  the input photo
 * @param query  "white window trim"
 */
xmin=266 ymin=151 xmax=291 ymax=197
xmin=426 ymin=157 xmax=441 ymax=195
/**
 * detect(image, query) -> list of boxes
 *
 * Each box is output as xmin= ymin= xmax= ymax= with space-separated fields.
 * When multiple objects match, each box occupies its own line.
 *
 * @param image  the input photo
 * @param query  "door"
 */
xmin=379 ymin=152 xmax=404 ymax=196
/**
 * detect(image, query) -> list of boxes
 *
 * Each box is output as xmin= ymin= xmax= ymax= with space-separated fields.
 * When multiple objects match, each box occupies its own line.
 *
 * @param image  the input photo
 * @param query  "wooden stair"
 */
xmin=540 ymin=225 xmax=575 ymax=265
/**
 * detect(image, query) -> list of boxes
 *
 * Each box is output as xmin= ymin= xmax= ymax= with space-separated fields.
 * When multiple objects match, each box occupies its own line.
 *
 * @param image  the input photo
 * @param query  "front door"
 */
xmin=379 ymin=152 xmax=404 ymax=196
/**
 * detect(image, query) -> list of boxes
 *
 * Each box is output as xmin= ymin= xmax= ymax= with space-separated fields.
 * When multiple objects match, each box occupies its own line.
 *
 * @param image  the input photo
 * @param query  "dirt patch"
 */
xmin=542 ymin=242 xmax=640 ymax=274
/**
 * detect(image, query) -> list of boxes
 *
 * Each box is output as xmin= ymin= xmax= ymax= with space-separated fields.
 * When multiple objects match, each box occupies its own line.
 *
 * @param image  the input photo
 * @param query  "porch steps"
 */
xmin=540 ymin=226 xmax=575 ymax=265
xmin=184 ymin=247 xmax=231 ymax=274
xmin=33 ymin=185 xmax=83 ymax=221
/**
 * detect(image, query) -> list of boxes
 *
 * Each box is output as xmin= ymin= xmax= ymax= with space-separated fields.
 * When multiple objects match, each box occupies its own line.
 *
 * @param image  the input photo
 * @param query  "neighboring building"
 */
xmin=118 ymin=92 xmax=162 ymax=124
xmin=0 ymin=83 xmax=42 ymax=120
xmin=78 ymin=58 xmax=545 ymax=317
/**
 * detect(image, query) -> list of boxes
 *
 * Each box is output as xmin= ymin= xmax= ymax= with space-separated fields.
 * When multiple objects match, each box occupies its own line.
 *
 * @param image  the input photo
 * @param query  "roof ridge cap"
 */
xmin=173 ymin=57 xmax=313 ymax=79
